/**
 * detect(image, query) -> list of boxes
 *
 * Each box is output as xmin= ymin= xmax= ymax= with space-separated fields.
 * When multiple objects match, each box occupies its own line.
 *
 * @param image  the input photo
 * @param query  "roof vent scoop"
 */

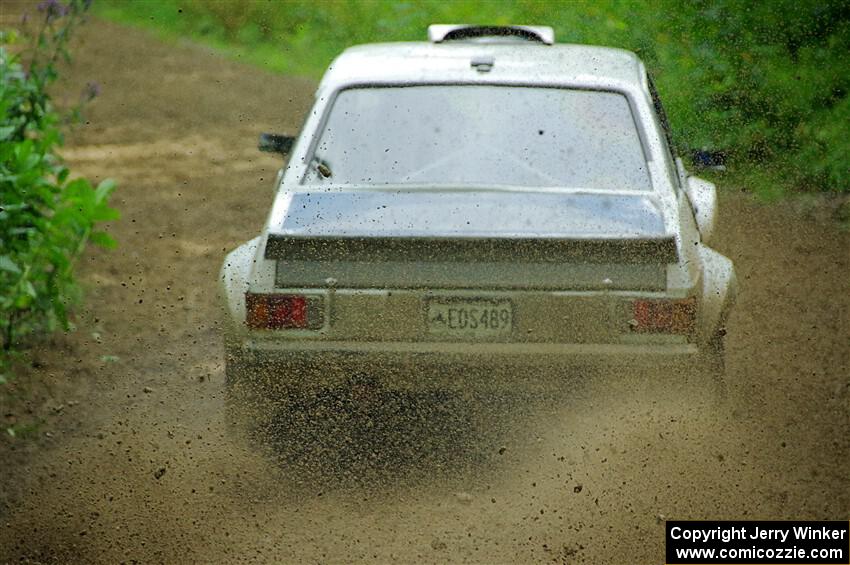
xmin=428 ymin=24 xmax=555 ymax=45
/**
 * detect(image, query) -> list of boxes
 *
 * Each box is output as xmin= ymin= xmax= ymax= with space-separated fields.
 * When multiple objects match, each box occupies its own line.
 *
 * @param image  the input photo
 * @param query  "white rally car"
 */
xmin=220 ymin=25 xmax=737 ymax=426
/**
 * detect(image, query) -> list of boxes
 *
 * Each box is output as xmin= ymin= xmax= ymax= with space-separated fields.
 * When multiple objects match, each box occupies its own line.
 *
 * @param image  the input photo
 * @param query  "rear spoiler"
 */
xmin=265 ymin=234 xmax=678 ymax=264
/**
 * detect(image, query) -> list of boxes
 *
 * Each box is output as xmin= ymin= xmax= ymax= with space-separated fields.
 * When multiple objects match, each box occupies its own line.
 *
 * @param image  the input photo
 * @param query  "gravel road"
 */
xmin=1 ymin=17 xmax=848 ymax=564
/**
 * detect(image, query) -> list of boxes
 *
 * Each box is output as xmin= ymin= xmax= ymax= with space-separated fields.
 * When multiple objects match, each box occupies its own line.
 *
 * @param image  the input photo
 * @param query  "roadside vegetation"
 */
xmin=1 ymin=0 xmax=118 ymax=403
xmin=96 ymin=0 xmax=849 ymax=198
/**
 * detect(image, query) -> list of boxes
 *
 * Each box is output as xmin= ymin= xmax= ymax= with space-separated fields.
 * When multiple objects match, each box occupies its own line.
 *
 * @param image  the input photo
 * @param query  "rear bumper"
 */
xmin=229 ymin=338 xmax=705 ymax=394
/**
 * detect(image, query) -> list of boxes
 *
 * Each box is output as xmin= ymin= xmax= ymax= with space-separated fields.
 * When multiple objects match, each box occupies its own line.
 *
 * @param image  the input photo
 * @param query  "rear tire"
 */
xmin=224 ymin=344 xmax=282 ymax=442
xmin=698 ymin=332 xmax=728 ymax=405
xmin=223 ymin=344 xmax=248 ymax=440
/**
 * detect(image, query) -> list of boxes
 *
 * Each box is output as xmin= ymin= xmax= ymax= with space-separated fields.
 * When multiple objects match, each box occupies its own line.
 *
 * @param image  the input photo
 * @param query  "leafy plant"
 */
xmin=1 ymin=0 xmax=118 ymax=375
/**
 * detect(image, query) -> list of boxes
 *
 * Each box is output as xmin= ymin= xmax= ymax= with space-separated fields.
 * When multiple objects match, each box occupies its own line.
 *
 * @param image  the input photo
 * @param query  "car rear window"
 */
xmin=302 ymin=85 xmax=651 ymax=190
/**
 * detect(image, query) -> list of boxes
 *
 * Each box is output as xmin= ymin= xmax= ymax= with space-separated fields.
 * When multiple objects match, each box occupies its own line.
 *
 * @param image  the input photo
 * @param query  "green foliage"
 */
xmin=1 ymin=0 xmax=118 ymax=371
xmin=659 ymin=0 xmax=850 ymax=191
xmin=96 ymin=0 xmax=849 ymax=195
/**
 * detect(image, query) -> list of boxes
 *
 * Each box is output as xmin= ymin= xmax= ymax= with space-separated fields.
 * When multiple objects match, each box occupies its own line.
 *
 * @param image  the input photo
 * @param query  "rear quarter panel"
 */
xmin=696 ymin=244 xmax=738 ymax=342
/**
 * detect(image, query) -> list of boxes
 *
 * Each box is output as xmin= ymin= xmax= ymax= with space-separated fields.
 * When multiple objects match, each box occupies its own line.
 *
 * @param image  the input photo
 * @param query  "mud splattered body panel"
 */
xmin=219 ymin=36 xmax=737 ymax=393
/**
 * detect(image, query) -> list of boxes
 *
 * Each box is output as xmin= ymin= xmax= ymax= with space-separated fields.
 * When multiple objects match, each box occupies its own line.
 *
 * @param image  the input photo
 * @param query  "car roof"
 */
xmin=318 ymin=41 xmax=648 ymax=93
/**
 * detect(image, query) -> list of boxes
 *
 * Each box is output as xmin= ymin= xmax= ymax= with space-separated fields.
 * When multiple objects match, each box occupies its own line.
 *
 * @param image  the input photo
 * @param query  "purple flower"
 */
xmin=37 ymin=0 xmax=69 ymax=21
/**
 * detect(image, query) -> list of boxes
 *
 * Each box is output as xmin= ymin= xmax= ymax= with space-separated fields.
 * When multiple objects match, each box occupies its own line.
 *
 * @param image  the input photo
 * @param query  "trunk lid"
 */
xmin=267 ymin=189 xmax=676 ymax=291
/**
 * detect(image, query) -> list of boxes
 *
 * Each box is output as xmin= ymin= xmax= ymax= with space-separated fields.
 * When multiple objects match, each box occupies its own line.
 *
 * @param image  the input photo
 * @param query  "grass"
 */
xmin=93 ymin=0 xmax=659 ymax=79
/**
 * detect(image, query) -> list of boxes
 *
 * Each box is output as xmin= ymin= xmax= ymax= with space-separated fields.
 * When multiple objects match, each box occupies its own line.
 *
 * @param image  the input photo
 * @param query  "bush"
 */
xmin=655 ymin=0 xmax=850 ymax=191
xmin=0 ymin=0 xmax=118 ymax=374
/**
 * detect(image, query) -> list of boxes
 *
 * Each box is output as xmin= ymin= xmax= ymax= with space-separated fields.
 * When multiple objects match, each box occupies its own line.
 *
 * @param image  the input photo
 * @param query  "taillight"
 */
xmin=245 ymin=293 xmax=323 ymax=330
xmin=631 ymin=298 xmax=696 ymax=334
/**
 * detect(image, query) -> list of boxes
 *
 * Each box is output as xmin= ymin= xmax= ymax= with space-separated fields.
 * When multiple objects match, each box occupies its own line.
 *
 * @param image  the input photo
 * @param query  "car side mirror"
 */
xmin=258 ymin=133 xmax=295 ymax=155
xmin=685 ymin=176 xmax=718 ymax=243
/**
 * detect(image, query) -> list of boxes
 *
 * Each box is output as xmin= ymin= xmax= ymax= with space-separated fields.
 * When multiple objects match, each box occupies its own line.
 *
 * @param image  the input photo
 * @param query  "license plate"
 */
xmin=427 ymin=299 xmax=513 ymax=338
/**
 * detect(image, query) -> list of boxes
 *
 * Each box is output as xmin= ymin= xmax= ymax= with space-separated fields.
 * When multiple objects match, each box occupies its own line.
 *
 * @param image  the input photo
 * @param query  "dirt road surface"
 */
xmin=1 ymin=17 xmax=849 ymax=564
